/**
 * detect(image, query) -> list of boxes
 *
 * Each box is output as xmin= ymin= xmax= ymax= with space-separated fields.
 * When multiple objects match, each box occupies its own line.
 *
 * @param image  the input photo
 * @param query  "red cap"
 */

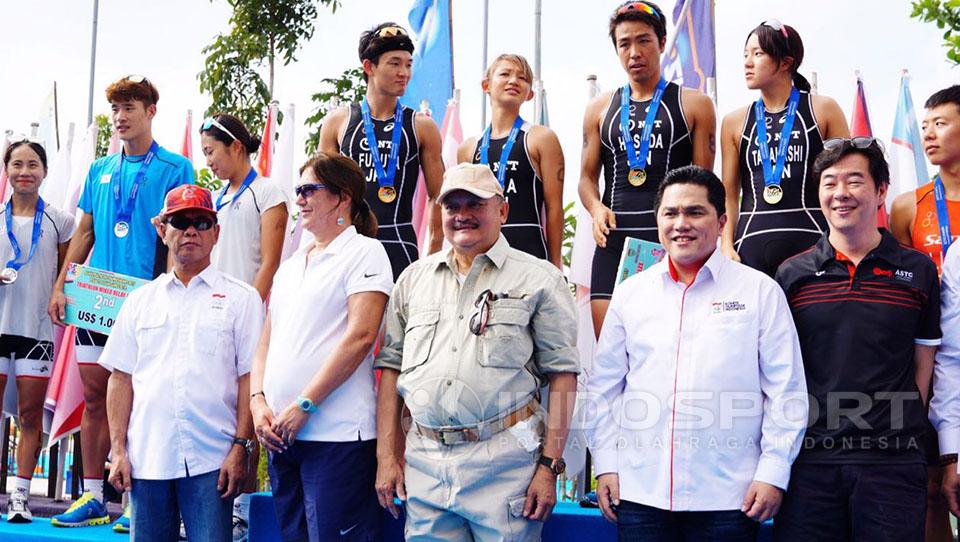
xmin=160 ymin=185 xmax=215 ymax=217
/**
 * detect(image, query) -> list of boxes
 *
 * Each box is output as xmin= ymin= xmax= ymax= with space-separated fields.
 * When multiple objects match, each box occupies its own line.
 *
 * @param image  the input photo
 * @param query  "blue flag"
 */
xmin=662 ymin=0 xmax=716 ymax=98
xmin=401 ymin=0 xmax=453 ymax=126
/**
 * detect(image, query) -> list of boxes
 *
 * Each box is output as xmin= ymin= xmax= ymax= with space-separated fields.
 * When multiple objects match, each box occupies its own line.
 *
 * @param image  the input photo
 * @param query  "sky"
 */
xmin=1 ymin=0 xmax=958 ymax=204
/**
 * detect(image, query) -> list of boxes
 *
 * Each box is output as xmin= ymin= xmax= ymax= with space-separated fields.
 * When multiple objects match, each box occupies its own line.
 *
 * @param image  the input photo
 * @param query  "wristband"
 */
xmin=939 ymin=453 xmax=958 ymax=467
xmin=250 ymin=391 xmax=265 ymax=400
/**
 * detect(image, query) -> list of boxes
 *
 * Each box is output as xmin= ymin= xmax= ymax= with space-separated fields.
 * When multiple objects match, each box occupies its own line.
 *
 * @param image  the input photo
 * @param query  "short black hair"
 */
xmin=3 ymin=140 xmax=48 ymax=170
xmin=925 ymin=84 xmax=960 ymax=114
xmin=608 ymin=1 xmax=667 ymax=47
xmin=813 ymin=140 xmax=890 ymax=191
xmin=654 ymin=165 xmax=726 ymax=217
xmin=358 ymin=22 xmax=415 ymax=81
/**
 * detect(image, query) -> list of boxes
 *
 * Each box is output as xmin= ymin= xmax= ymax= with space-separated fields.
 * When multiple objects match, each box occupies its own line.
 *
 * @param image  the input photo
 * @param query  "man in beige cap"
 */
xmin=374 ymin=163 xmax=579 ymax=540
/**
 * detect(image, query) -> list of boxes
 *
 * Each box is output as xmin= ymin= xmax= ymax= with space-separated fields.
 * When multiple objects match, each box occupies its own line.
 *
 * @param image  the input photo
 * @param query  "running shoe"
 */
xmin=6 ymin=492 xmax=32 ymax=523
xmin=112 ymin=504 xmax=131 ymax=533
xmin=233 ymin=513 xmax=249 ymax=541
xmin=50 ymin=492 xmax=110 ymax=527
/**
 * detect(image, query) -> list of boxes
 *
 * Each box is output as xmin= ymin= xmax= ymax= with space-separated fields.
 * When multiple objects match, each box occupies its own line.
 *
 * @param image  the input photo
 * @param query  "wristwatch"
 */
xmin=296 ymin=396 xmax=318 ymax=413
xmin=232 ymin=437 xmax=254 ymax=456
xmin=538 ymin=453 xmax=566 ymax=476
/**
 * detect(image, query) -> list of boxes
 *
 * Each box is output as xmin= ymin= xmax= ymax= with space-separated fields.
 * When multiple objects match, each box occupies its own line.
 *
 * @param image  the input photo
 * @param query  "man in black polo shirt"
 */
xmin=774 ymin=137 xmax=941 ymax=542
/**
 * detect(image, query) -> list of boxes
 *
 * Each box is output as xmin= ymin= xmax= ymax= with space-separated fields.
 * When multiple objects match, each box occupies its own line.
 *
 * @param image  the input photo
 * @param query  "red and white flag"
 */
xmin=849 ymin=74 xmax=886 ymax=227
xmin=181 ymin=109 xmax=193 ymax=161
xmin=44 ymin=326 xmax=84 ymax=445
xmin=257 ymin=103 xmax=278 ymax=178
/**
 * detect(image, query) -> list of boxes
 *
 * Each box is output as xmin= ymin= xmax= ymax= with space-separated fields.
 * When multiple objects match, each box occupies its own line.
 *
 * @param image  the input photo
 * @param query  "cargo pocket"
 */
xmin=401 ymin=309 xmax=440 ymax=373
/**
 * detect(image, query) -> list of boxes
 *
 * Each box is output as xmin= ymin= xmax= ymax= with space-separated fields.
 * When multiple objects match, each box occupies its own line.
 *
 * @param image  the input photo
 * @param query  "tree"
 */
xmin=303 ymin=67 xmax=366 ymax=155
xmin=94 ymin=114 xmax=112 ymax=159
xmin=911 ymin=0 xmax=960 ymax=65
xmin=199 ymin=0 xmax=341 ymax=134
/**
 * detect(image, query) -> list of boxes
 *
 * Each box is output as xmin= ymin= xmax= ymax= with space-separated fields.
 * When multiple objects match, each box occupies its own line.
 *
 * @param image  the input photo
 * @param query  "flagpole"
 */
xmin=480 ymin=0 xmax=489 ymax=127
xmin=661 ymin=0 xmax=692 ymax=67
xmin=53 ymin=82 xmax=61 ymax=150
xmin=448 ymin=0 xmax=455 ymax=90
xmin=534 ymin=0 xmax=542 ymax=81
xmin=86 ymin=0 xmax=100 ymax=126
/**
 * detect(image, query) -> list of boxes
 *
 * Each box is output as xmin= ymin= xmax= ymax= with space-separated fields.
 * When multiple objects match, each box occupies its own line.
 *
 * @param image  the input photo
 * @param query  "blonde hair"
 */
xmin=484 ymin=54 xmax=534 ymax=83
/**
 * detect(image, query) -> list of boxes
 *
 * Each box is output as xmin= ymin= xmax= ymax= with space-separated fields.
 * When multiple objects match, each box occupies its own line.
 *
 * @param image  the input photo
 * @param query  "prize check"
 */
xmin=63 ymin=263 xmax=149 ymax=335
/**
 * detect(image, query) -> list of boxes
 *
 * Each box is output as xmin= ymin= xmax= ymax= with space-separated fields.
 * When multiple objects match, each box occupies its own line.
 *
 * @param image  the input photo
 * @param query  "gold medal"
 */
xmin=763 ymin=184 xmax=784 ymax=205
xmin=378 ymin=186 xmax=397 ymax=204
xmin=628 ymin=168 xmax=647 ymax=187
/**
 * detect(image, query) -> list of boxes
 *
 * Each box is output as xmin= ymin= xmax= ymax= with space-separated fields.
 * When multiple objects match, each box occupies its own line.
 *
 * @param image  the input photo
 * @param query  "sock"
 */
xmin=234 ymin=493 xmax=251 ymax=520
xmin=84 ymin=478 xmax=104 ymax=503
xmin=12 ymin=476 xmax=31 ymax=496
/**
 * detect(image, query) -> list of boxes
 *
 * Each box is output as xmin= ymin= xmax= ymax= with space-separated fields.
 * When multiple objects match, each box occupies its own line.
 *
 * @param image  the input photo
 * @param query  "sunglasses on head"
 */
xmin=201 ymin=117 xmax=239 ymax=142
xmin=294 ymin=183 xmax=327 ymax=198
xmin=121 ymin=74 xmax=150 ymax=86
xmin=761 ymin=19 xmax=790 ymax=41
xmin=376 ymin=25 xmax=408 ymax=38
xmin=823 ymin=136 xmax=884 ymax=152
xmin=166 ymin=214 xmax=217 ymax=231
xmin=615 ymin=1 xmax=664 ymax=23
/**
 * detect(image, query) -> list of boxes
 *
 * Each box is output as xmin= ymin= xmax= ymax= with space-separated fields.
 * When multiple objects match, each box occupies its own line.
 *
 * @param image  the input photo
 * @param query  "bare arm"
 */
xmin=49 ymin=212 xmax=95 ymax=325
xmin=916 ymin=344 xmax=937 ymax=407
xmin=720 ymin=108 xmax=747 ymax=260
xmin=683 ymin=89 xmax=717 ymax=170
xmin=56 ymin=242 xmax=69 ymax=275
xmin=579 ymin=93 xmax=615 ymax=247
xmin=106 ymin=370 xmax=134 ymax=491
xmin=251 ymin=204 xmax=288 ymax=301
xmin=318 ymin=107 xmax=349 ymax=155
xmin=530 ymin=127 xmax=565 ymax=268
xmin=457 ymin=137 xmax=478 ymax=165
xmin=416 ymin=114 xmax=446 ymax=254
xmin=813 ymin=95 xmax=851 ymax=140
xmin=889 ymin=192 xmax=917 ymax=246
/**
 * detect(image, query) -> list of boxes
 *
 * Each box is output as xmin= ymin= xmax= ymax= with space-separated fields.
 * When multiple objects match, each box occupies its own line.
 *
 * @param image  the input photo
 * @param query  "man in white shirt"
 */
xmin=932 ymin=243 xmax=960 ymax=515
xmin=587 ymin=165 xmax=808 ymax=540
xmin=101 ymin=185 xmax=263 ymax=542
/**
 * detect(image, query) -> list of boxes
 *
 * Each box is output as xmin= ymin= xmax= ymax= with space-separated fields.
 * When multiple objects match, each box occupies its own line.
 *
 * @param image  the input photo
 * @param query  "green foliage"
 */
xmin=199 ymin=0 xmax=341 ymax=135
xmin=303 ymin=67 xmax=367 ymax=155
xmin=562 ymin=201 xmax=577 ymax=270
xmin=911 ymin=0 xmax=960 ymax=65
xmin=194 ymin=167 xmax=224 ymax=192
xmin=94 ymin=114 xmax=112 ymax=159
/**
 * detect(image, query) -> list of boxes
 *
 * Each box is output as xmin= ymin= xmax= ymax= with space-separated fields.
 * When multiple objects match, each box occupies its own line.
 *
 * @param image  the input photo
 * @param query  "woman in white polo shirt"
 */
xmin=250 ymin=151 xmax=392 ymax=541
xmin=0 ymin=140 xmax=74 ymax=522
xmin=200 ymin=113 xmax=288 ymax=299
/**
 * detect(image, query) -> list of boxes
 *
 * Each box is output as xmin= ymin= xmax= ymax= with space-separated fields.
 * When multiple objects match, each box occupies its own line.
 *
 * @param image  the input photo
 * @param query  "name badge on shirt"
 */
xmin=100 ymin=174 xmax=112 ymax=184
xmin=211 ymin=293 xmax=227 ymax=311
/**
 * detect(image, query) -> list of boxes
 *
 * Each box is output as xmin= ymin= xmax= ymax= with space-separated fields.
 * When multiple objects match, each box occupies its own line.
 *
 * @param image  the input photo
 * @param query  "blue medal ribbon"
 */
xmin=112 ymin=141 xmax=159 ymax=225
xmin=620 ymin=77 xmax=668 ymax=172
xmin=479 ymin=116 xmax=525 ymax=188
xmin=934 ymin=175 xmax=954 ymax=255
xmin=5 ymin=197 xmax=45 ymax=272
xmin=216 ymin=168 xmax=258 ymax=211
xmin=754 ymin=88 xmax=800 ymax=191
xmin=360 ymin=100 xmax=404 ymax=191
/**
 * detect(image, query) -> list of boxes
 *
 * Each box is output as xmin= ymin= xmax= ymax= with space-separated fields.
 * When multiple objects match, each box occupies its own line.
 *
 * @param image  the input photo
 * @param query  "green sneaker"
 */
xmin=50 ymin=492 xmax=110 ymax=527
xmin=112 ymin=504 xmax=131 ymax=533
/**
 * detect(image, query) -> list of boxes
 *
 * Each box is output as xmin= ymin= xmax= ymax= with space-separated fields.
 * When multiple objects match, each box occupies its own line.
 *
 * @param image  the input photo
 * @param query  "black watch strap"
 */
xmin=537 ymin=454 xmax=565 ymax=475
xmin=232 ymin=437 xmax=254 ymax=455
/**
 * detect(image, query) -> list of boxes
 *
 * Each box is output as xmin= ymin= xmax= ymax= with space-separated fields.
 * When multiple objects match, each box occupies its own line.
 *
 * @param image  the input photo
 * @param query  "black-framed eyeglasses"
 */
xmin=823 ymin=136 xmax=884 ymax=152
xmin=166 ymin=214 xmax=217 ymax=231
xmin=201 ymin=116 xmax=239 ymax=142
xmin=294 ymin=183 xmax=327 ymax=198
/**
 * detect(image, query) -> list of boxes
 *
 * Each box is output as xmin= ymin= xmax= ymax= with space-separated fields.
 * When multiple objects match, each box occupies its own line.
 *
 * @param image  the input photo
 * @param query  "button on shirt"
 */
xmin=587 ymin=249 xmax=808 ymax=512
xmin=375 ymin=235 xmax=579 ymax=428
xmin=931 ymin=245 xmax=960 ymax=457
xmin=98 ymin=266 xmax=264 ymax=480
xmin=263 ymin=226 xmax=393 ymax=442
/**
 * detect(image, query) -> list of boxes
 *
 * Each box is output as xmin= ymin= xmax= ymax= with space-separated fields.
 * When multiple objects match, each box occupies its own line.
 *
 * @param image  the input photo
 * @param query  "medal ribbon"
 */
xmin=112 ymin=141 xmax=159 ymax=225
xmin=4 ymin=197 xmax=45 ymax=271
xmin=216 ymin=168 xmax=258 ymax=211
xmin=479 ymin=116 xmax=525 ymax=188
xmin=620 ymin=77 xmax=668 ymax=172
xmin=754 ymin=87 xmax=800 ymax=190
xmin=934 ymin=175 xmax=954 ymax=255
xmin=360 ymin=100 xmax=404 ymax=191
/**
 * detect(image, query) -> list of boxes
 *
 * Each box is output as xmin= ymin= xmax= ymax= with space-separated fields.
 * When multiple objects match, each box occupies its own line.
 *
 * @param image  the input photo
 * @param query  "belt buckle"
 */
xmin=437 ymin=427 xmax=472 ymax=446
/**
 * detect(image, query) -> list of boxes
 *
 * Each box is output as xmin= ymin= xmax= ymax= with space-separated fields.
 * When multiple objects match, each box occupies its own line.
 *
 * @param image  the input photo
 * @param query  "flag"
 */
xmin=39 ymin=123 xmax=74 ymax=209
xmin=107 ymin=129 xmax=120 ymax=155
xmin=181 ymin=109 xmax=193 ymax=161
xmin=850 ymin=75 xmax=886 ymax=226
xmin=276 ymin=104 xmax=306 ymax=261
xmin=257 ymin=103 xmax=278 ymax=178
xmin=401 ymin=0 xmax=454 ymax=127
xmin=36 ymin=83 xmax=60 ymax=168
xmin=0 ymin=134 xmax=10 ymax=203
xmin=889 ymin=71 xmax=930 ymax=202
xmin=44 ymin=326 xmax=85 ymax=446
xmin=533 ymin=81 xmax=550 ymax=127
xmin=662 ymin=0 xmax=716 ymax=100
xmin=411 ymin=101 xmax=434 ymax=252
xmin=64 ymin=122 xmax=99 ymax=219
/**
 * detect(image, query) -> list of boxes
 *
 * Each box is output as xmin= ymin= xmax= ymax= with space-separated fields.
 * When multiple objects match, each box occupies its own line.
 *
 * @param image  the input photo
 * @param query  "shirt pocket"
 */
xmin=401 ymin=309 xmax=440 ymax=374
xmin=134 ymin=312 xmax=167 ymax=362
xmin=197 ymin=315 xmax=231 ymax=357
xmin=479 ymin=300 xmax=533 ymax=369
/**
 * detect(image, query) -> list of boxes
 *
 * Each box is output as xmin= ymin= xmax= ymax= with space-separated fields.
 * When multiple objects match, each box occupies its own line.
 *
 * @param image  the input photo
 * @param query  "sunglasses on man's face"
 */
xmin=166 ymin=215 xmax=217 ymax=232
xmin=294 ymin=183 xmax=327 ymax=198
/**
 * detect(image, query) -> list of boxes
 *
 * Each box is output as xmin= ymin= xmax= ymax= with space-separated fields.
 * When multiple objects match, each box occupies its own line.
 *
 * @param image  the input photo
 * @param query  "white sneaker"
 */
xmin=179 ymin=518 xmax=187 ymax=540
xmin=6 ymin=492 xmax=32 ymax=523
xmin=232 ymin=513 xmax=248 ymax=542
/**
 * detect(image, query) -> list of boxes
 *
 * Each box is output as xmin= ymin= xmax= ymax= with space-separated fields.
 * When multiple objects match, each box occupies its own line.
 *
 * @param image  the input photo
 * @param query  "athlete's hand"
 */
xmin=741 ymin=481 xmax=783 ymax=522
xmin=942 ymin=463 xmax=960 ymax=516
xmin=217 ymin=445 xmax=247 ymax=499
xmin=251 ymin=396 xmax=285 ymax=453
xmin=271 ymin=402 xmax=310 ymax=447
xmin=591 ymin=205 xmax=617 ymax=247
xmin=721 ymin=242 xmax=741 ymax=263
xmin=48 ymin=287 xmax=67 ymax=326
xmin=108 ymin=451 xmax=133 ymax=493
xmin=596 ymin=473 xmax=620 ymax=523
xmin=375 ymin=455 xmax=407 ymax=519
